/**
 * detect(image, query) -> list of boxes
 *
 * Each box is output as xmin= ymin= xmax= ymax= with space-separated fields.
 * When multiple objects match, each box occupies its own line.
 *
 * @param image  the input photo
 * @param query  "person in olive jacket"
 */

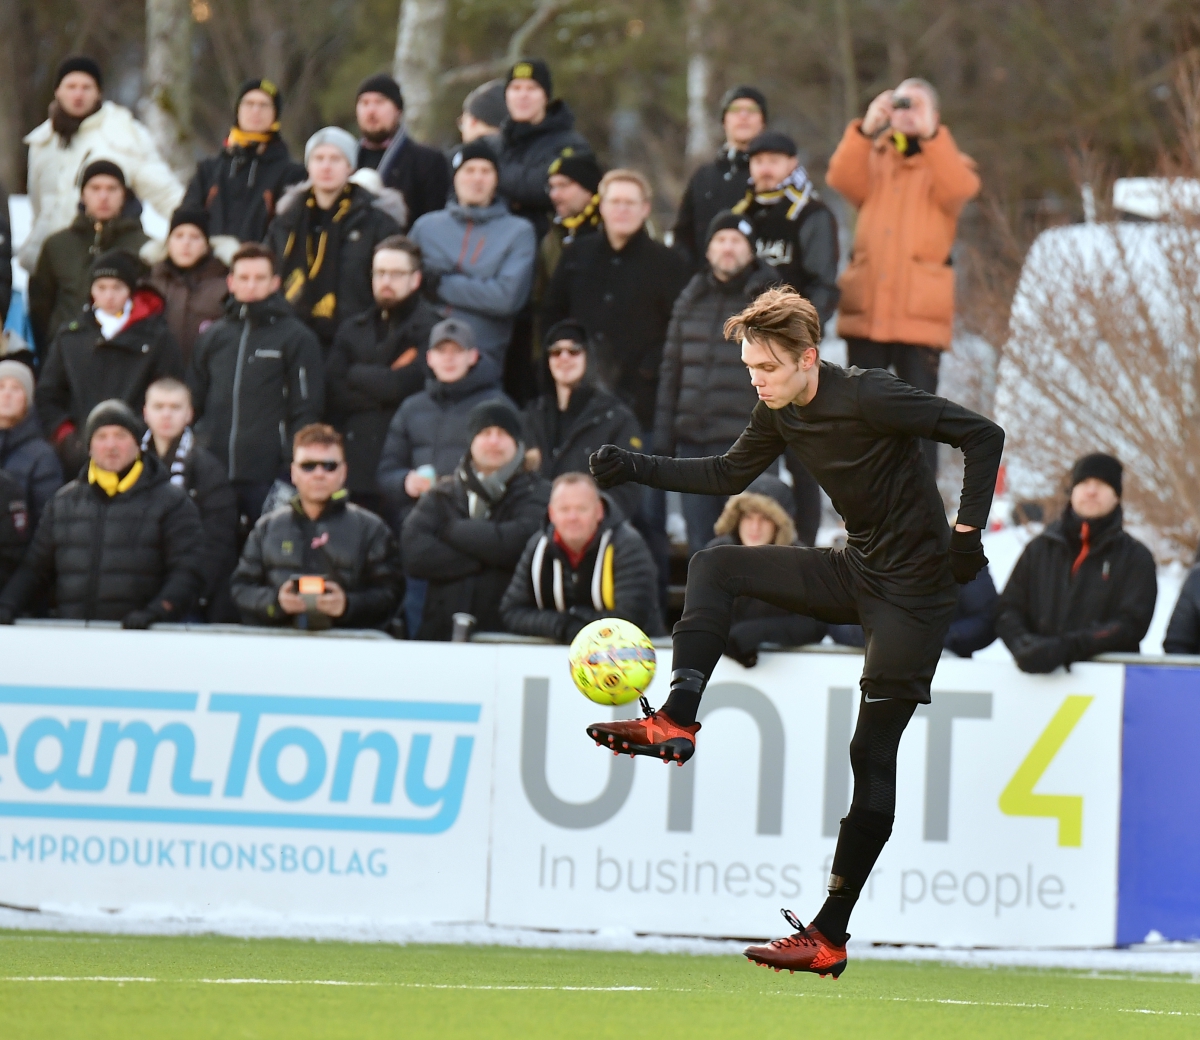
xmin=996 ymin=454 xmax=1157 ymax=673
xmin=232 ymin=424 xmax=400 ymax=630
xmin=325 ymin=236 xmax=439 ymax=514
xmin=147 ymin=208 xmax=228 ymax=368
xmin=188 ymin=243 xmax=324 ymax=525
xmin=0 ymin=400 xmax=204 ymax=626
xmin=402 ymin=400 xmax=550 ymax=640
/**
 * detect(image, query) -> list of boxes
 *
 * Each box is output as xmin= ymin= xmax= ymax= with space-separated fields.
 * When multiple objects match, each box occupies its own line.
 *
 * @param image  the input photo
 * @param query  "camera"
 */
xmin=892 ymin=95 xmax=912 ymax=110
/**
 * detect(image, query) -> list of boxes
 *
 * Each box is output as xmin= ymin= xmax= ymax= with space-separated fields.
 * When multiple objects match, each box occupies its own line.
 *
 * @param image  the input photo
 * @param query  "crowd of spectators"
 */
xmin=0 ymin=53 xmax=1181 ymax=672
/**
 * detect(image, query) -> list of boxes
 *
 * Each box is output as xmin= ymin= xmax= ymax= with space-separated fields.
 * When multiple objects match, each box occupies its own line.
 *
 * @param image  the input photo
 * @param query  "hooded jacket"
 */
xmin=654 ymin=258 xmax=781 ymax=455
xmin=408 ymin=198 xmax=537 ymax=364
xmin=364 ymin=131 xmax=453 ymax=229
xmin=189 ymin=292 xmax=325 ymax=485
xmin=231 ymin=490 xmax=400 ymax=629
xmin=500 ymin=496 xmax=664 ymax=641
xmin=265 ymin=178 xmax=406 ymax=347
xmin=0 ymin=452 xmax=205 ymax=621
xmin=325 ymin=296 xmax=440 ymax=495
xmin=21 ymin=100 xmax=184 ymax=273
xmin=147 ymin=254 xmax=229 ymax=368
xmin=183 ymin=133 xmax=306 ymax=244
xmin=402 ymin=461 xmax=550 ymax=640
xmin=497 ymin=100 xmax=592 ymax=240
xmin=28 ymin=206 xmax=151 ymax=347
xmin=0 ymin=409 xmax=64 ymax=532
xmin=672 ymin=146 xmax=753 ymax=268
xmin=995 ymin=507 xmax=1157 ymax=672
xmin=376 ymin=353 xmax=514 ymax=513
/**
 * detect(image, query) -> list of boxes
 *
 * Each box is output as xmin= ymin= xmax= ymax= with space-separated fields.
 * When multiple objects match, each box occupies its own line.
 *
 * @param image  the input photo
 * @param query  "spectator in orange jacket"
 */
xmin=826 ymin=78 xmax=979 ymax=475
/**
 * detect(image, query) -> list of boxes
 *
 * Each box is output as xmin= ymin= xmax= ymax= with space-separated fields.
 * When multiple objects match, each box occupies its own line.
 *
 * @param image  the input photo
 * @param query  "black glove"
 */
xmin=949 ymin=527 xmax=987 ymax=585
xmin=589 ymin=444 xmax=645 ymax=489
xmin=1013 ymin=635 xmax=1068 ymax=674
xmin=724 ymin=622 xmax=761 ymax=669
xmin=421 ymin=269 xmax=443 ymax=298
xmin=122 ymin=605 xmax=166 ymax=630
xmin=560 ymin=612 xmax=589 ymax=645
xmin=0 ymin=605 xmax=14 ymax=625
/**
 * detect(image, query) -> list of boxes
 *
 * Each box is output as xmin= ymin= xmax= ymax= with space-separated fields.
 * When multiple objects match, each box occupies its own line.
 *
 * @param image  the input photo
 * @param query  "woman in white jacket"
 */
xmin=19 ymin=56 xmax=183 ymax=272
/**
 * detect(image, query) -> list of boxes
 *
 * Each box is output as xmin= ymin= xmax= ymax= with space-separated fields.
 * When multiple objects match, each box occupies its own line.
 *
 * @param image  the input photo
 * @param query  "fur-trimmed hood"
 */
xmin=713 ymin=491 xmax=796 ymax=546
xmin=274 ymin=170 xmax=407 ymax=228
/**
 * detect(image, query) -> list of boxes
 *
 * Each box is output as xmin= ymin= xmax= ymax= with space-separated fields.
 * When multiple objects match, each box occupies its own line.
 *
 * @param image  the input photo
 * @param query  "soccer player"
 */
xmin=587 ymin=287 xmax=1003 ymax=978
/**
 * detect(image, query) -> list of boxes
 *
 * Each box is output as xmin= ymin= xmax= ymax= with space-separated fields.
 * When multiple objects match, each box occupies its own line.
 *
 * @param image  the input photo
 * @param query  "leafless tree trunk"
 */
xmin=142 ymin=0 xmax=193 ymax=176
xmin=0 ymin=0 xmax=22 ymax=190
xmin=685 ymin=0 xmax=713 ymax=164
xmin=393 ymin=0 xmax=449 ymax=141
xmin=832 ymin=0 xmax=858 ymax=125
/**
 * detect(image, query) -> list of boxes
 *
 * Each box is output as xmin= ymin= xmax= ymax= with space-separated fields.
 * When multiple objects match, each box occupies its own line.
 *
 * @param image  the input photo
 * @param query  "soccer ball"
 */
xmin=568 ymin=618 xmax=657 ymax=706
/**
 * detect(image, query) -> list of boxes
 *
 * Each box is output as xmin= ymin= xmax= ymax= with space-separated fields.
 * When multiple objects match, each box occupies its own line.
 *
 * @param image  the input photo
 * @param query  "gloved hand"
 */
xmin=122 ymin=605 xmax=165 ymax=630
xmin=725 ymin=622 xmax=761 ymax=669
xmin=0 ymin=605 xmax=14 ymax=625
xmin=589 ymin=444 xmax=644 ymax=489
xmin=421 ymin=269 xmax=443 ymax=299
xmin=560 ymin=612 xmax=589 ymax=645
xmin=1013 ymin=635 xmax=1068 ymax=674
xmin=949 ymin=527 xmax=987 ymax=584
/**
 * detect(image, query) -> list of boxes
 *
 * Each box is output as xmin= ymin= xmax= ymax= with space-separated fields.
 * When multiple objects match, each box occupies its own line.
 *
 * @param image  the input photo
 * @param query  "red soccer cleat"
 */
xmin=743 ymin=910 xmax=848 ymax=978
xmin=586 ymin=709 xmax=700 ymax=765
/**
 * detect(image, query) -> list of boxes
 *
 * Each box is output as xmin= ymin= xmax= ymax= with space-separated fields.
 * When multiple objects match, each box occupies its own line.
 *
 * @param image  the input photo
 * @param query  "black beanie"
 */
xmin=467 ymin=400 xmax=523 ymax=443
xmin=543 ymin=318 xmax=589 ymax=350
xmin=357 ymin=73 xmax=404 ymax=110
xmin=55 ymin=55 xmax=103 ymax=91
xmin=85 ymin=400 xmax=142 ymax=446
xmin=170 ymin=207 xmax=210 ymax=237
xmin=747 ymin=130 xmax=797 ymax=158
xmin=236 ymin=77 xmax=282 ymax=119
xmin=705 ymin=210 xmax=755 ymax=247
xmin=547 ymin=151 xmax=602 ymax=193
xmin=507 ymin=58 xmax=552 ymax=97
xmin=720 ymin=85 xmax=768 ymax=122
xmin=89 ymin=250 xmax=140 ymax=292
xmin=454 ymin=138 xmax=499 ymax=172
xmin=1070 ymin=453 xmax=1123 ymax=497
xmin=80 ymin=159 xmax=126 ymax=191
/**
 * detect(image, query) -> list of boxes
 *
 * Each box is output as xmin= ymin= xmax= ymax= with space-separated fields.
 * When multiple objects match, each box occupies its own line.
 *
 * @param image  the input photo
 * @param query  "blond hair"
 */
xmin=598 ymin=168 xmax=652 ymax=204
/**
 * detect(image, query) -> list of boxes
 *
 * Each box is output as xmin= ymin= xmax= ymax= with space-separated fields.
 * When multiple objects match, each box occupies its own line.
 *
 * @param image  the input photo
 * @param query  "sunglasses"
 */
xmin=547 ymin=345 xmax=584 ymax=358
xmin=298 ymin=460 xmax=341 ymax=472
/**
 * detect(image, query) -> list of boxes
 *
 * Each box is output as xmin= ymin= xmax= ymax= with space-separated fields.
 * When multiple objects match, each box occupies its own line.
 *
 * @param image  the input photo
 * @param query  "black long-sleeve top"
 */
xmin=628 ymin=362 xmax=1004 ymax=595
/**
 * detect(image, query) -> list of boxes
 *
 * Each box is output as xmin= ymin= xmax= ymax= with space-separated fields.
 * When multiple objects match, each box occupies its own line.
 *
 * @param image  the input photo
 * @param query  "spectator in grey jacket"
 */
xmin=501 ymin=473 xmax=663 ymax=642
xmin=408 ymin=139 xmax=536 ymax=367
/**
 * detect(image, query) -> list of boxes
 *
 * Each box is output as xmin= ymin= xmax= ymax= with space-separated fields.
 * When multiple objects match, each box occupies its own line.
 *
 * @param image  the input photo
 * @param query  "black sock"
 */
xmin=810 ymin=808 xmax=893 ymax=946
xmin=660 ymin=630 xmax=724 ymax=725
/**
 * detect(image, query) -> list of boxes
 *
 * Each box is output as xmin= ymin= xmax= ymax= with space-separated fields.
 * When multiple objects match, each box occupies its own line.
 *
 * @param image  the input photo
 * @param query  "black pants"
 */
xmin=846 ymin=337 xmax=942 ymax=477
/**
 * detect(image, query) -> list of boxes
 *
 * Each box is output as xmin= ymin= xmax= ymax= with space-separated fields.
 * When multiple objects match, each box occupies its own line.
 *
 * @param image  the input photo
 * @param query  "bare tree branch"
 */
xmin=439 ymin=0 xmax=571 ymax=89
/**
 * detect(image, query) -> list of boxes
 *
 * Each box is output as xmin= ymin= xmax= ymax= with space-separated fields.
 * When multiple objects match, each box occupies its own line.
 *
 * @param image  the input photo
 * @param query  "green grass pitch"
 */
xmin=2 ymin=930 xmax=1198 ymax=1038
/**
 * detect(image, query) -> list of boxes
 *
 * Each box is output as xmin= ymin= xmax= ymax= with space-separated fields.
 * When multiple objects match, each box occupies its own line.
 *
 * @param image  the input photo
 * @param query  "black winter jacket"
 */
xmin=0 ymin=469 xmax=29 ymax=590
xmin=189 ymin=293 xmax=325 ymax=485
xmin=361 ymin=134 xmax=453 ymax=229
xmin=996 ymin=507 xmax=1157 ymax=672
xmin=325 ymin=297 xmax=440 ymax=495
xmin=654 ymin=260 xmax=780 ymax=454
xmin=541 ymin=228 xmax=690 ymax=431
xmin=672 ymin=147 xmax=753 ymax=268
xmin=183 ymin=134 xmax=307 ymax=244
xmin=522 ymin=385 xmax=643 ymax=521
xmin=402 ymin=464 xmax=550 ymax=640
xmin=497 ymin=101 xmax=591 ymax=240
xmin=231 ymin=491 xmax=400 ymax=629
xmin=500 ymin=500 xmax=664 ymax=641
xmin=0 ymin=410 xmax=63 ymax=531
xmin=1164 ymin=563 xmax=1200 ymax=655
xmin=0 ymin=453 xmax=205 ymax=621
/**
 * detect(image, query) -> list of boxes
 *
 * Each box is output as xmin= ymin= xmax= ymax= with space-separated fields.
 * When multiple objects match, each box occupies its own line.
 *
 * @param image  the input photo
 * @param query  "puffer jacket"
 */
xmin=0 ymin=469 xmax=30 ymax=590
xmin=0 ymin=452 xmax=205 ymax=621
xmin=147 ymin=254 xmax=229 ymax=368
xmin=266 ymin=178 xmax=406 ymax=346
xmin=408 ymin=198 xmax=537 ymax=364
xmin=0 ymin=410 xmax=64 ymax=531
xmin=21 ymin=100 xmax=184 ymax=273
xmin=497 ymin=101 xmax=592 ymax=240
xmin=402 ymin=463 xmax=550 ymax=640
xmin=500 ymin=497 xmax=664 ymax=642
xmin=376 ymin=353 xmax=514 ymax=512
xmin=189 ymin=292 xmax=325 ymax=485
xmin=653 ymin=259 xmax=780 ymax=455
xmin=826 ymin=120 xmax=980 ymax=349
xmin=231 ymin=491 xmax=400 ymax=629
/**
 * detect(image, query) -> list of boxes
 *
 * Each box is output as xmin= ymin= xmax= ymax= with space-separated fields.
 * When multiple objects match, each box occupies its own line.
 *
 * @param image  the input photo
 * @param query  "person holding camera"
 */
xmin=230 ymin=423 xmax=401 ymax=630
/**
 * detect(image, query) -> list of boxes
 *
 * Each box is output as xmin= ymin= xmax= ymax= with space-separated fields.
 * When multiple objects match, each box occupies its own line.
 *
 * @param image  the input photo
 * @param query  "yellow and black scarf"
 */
xmin=281 ymin=186 xmax=354 ymax=340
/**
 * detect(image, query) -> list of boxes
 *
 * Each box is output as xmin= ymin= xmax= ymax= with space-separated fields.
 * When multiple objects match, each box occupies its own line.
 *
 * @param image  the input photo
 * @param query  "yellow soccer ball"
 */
xmin=569 ymin=618 xmax=657 ymax=706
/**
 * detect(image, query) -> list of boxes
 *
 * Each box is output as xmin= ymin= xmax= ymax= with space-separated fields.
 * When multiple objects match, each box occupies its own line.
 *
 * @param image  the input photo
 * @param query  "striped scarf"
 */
xmin=141 ymin=427 xmax=193 ymax=488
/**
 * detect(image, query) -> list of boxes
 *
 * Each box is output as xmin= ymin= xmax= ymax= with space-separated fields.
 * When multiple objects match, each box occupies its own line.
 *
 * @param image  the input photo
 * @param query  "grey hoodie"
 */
xmin=408 ymin=198 xmax=537 ymax=364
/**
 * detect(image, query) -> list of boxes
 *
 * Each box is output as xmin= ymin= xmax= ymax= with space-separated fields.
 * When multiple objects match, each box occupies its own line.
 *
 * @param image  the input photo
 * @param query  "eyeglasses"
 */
xmin=298 ymin=460 xmax=341 ymax=472
xmin=547 ymin=345 xmax=584 ymax=358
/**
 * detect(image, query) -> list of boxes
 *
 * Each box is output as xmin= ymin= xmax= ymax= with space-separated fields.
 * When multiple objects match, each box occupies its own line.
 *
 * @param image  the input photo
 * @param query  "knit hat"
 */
xmin=236 ymin=77 xmax=282 ymax=118
xmin=507 ymin=58 xmax=552 ymax=97
xmin=705 ymin=209 xmax=755 ymax=247
xmin=0 ymin=360 xmax=34 ymax=406
xmin=720 ymin=85 xmax=768 ymax=122
xmin=453 ymin=138 xmax=499 ymax=172
xmin=464 ymin=79 xmax=508 ymax=128
xmin=170 ymin=206 xmax=210 ymax=237
xmin=747 ymin=130 xmax=797 ymax=158
xmin=467 ymin=400 xmax=523 ymax=443
xmin=548 ymin=151 xmax=602 ymax=193
xmin=304 ymin=126 xmax=358 ymax=168
xmin=85 ymin=399 xmax=142 ymax=446
xmin=543 ymin=318 xmax=589 ymax=350
xmin=89 ymin=250 xmax=140 ymax=292
xmin=80 ymin=159 xmax=126 ymax=191
xmin=55 ymin=55 xmax=103 ymax=91
xmin=357 ymin=73 xmax=404 ymax=110
xmin=1070 ymin=453 xmax=1123 ymax=497
xmin=429 ymin=317 xmax=477 ymax=353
